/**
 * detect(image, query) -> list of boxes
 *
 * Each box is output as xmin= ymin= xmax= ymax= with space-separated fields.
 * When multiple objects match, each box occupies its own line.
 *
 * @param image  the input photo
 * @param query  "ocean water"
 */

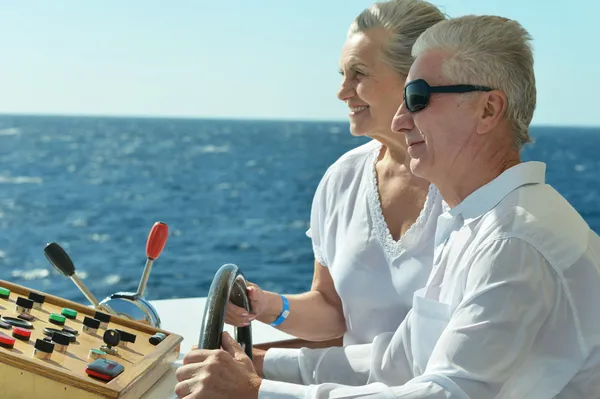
xmin=0 ymin=115 xmax=598 ymax=304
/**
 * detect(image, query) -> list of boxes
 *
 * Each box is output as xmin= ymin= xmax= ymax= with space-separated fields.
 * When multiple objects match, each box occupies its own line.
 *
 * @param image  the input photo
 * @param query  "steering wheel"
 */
xmin=198 ymin=263 xmax=253 ymax=358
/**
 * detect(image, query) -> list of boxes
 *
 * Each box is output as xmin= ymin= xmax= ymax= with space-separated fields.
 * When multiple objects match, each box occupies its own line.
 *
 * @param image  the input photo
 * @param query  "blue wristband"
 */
xmin=270 ymin=295 xmax=290 ymax=327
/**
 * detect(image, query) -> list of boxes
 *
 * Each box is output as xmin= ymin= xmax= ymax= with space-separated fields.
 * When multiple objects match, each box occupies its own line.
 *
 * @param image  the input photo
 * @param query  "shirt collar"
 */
xmin=448 ymin=161 xmax=546 ymax=222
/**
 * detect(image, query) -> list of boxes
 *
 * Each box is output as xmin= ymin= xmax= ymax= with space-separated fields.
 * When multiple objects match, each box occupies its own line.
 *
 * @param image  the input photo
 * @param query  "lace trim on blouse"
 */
xmin=366 ymin=142 xmax=439 ymax=261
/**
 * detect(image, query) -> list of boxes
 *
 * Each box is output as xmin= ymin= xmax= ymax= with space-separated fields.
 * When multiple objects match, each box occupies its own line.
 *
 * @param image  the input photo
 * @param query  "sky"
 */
xmin=0 ymin=0 xmax=598 ymax=127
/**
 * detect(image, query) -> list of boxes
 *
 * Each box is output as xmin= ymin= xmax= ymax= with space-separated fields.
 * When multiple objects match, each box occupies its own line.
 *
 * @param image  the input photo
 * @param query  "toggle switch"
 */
xmin=51 ymin=331 xmax=71 ymax=353
xmin=28 ymin=292 xmax=46 ymax=310
xmin=115 ymin=329 xmax=136 ymax=348
xmin=149 ymin=332 xmax=166 ymax=346
xmin=94 ymin=311 xmax=111 ymax=330
xmin=43 ymin=327 xmax=77 ymax=343
xmin=15 ymin=297 xmax=34 ymax=314
xmin=33 ymin=338 xmax=54 ymax=360
xmin=82 ymin=317 xmax=101 ymax=334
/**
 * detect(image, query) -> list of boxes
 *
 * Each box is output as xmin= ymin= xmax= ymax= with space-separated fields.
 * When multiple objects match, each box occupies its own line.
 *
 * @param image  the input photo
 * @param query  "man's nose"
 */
xmin=391 ymin=101 xmax=413 ymax=134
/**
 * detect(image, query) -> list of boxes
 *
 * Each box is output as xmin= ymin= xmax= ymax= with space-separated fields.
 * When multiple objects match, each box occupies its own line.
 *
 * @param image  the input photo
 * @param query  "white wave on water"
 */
xmin=0 ymin=127 xmax=20 ymax=135
xmin=195 ymin=144 xmax=230 ymax=153
xmin=10 ymin=268 xmax=89 ymax=280
xmin=70 ymin=218 xmax=88 ymax=227
xmin=289 ymin=220 xmax=308 ymax=229
xmin=90 ymin=233 xmax=110 ymax=242
xmin=0 ymin=250 xmax=5 ymax=258
xmin=11 ymin=268 xmax=50 ymax=280
xmin=103 ymin=274 xmax=121 ymax=286
xmin=0 ymin=175 xmax=43 ymax=184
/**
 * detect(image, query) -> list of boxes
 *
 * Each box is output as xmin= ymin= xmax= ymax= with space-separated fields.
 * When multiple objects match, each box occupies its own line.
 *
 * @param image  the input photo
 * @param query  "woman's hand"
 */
xmin=225 ymin=282 xmax=270 ymax=326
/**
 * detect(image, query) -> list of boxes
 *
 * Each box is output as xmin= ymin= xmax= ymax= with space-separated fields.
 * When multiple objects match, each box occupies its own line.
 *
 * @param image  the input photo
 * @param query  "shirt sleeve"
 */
xmin=260 ymin=238 xmax=558 ymax=399
xmin=263 ymin=341 xmax=379 ymax=385
xmin=260 ymin=323 xmax=414 ymax=398
xmin=306 ymin=166 xmax=334 ymax=267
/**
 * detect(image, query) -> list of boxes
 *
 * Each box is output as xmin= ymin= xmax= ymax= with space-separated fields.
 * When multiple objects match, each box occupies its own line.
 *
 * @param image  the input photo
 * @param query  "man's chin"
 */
xmin=409 ymin=158 xmax=430 ymax=179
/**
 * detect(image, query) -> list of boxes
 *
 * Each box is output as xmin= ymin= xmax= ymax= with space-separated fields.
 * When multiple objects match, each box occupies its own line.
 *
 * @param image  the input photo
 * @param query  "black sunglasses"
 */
xmin=404 ymin=79 xmax=494 ymax=112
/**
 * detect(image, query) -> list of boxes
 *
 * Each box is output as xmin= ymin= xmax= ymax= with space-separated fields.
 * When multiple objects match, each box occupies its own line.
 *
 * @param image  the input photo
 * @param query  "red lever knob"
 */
xmin=146 ymin=222 xmax=168 ymax=260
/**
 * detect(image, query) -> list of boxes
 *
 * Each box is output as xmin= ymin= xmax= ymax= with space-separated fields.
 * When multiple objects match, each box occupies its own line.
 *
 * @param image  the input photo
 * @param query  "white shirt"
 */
xmin=306 ymin=139 xmax=442 ymax=345
xmin=259 ymin=161 xmax=600 ymax=398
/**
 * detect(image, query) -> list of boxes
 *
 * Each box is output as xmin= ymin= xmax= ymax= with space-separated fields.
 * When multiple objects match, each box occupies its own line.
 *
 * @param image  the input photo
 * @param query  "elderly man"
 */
xmin=174 ymin=15 xmax=600 ymax=399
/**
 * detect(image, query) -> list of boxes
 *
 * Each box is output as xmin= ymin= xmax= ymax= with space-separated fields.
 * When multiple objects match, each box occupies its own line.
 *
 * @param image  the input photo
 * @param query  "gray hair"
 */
xmin=348 ymin=0 xmax=446 ymax=80
xmin=412 ymin=15 xmax=536 ymax=148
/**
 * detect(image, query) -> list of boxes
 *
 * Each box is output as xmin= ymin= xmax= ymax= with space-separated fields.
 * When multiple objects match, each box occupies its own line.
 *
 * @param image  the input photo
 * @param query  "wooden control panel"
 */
xmin=0 ymin=280 xmax=183 ymax=399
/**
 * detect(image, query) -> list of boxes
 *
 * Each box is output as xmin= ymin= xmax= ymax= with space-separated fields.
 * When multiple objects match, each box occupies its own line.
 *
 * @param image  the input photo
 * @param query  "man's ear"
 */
xmin=477 ymin=90 xmax=508 ymax=135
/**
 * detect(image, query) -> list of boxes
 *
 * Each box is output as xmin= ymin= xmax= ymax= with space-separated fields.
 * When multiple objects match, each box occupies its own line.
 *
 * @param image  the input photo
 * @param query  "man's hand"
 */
xmin=174 ymin=332 xmax=262 ymax=399
xmin=252 ymin=347 xmax=267 ymax=377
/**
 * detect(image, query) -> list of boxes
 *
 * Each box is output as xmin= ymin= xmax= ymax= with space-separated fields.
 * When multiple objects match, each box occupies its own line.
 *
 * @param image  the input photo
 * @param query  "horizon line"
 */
xmin=0 ymin=112 xmax=598 ymax=130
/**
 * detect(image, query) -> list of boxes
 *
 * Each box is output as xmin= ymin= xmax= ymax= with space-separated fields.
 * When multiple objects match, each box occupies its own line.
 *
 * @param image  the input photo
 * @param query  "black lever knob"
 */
xmin=44 ymin=242 xmax=76 ymax=277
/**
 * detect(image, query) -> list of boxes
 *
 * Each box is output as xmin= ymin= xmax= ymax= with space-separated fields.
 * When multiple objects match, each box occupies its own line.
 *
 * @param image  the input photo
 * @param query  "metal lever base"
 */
xmin=99 ymin=292 xmax=161 ymax=328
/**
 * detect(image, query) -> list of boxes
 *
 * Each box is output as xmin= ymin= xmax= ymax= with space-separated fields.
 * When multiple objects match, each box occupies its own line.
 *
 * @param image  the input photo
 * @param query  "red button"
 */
xmin=85 ymin=368 xmax=112 ymax=381
xmin=0 ymin=332 xmax=16 ymax=346
xmin=13 ymin=327 xmax=31 ymax=339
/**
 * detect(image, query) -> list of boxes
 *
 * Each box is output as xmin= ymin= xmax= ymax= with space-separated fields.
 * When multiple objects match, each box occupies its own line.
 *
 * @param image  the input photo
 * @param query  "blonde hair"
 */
xmin=348 ymin=0 xmax=446 ymax=80
xmin=412 ymin=15 xmax=536 ymax=148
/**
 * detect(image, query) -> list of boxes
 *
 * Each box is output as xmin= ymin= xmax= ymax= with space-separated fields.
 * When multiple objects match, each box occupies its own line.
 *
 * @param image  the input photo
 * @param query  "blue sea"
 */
xmin=0 ymin=115 xmax=598 ymax=305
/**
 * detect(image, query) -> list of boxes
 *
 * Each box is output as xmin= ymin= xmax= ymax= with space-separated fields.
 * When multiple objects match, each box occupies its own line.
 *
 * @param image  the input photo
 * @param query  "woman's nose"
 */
xmin=337 ymin=79 xmax=356 ymax=101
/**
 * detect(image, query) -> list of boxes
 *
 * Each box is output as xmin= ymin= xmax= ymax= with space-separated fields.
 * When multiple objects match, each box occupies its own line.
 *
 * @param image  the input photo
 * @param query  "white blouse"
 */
xmin=306 ymin=139 xmax=443 ymax=345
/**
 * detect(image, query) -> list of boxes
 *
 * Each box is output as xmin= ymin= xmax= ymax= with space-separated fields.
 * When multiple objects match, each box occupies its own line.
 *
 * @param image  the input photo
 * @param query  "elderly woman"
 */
xmin=227 ymin=0 xmax=445 ymax=348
